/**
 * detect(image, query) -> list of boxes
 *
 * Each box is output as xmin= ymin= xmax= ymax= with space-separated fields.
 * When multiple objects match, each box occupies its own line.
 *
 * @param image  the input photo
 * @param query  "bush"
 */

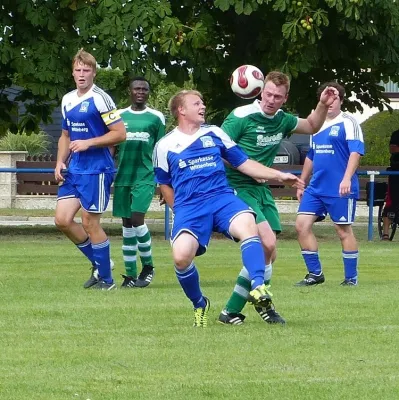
xmin=0 ymin=130 xmax=50 ymax=156
xmin=360 ymin=110 xmax=399 ymax=166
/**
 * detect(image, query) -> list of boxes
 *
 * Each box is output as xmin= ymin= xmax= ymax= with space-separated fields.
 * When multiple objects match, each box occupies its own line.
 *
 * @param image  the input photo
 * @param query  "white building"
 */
xmin=352 ymin=82 xmax=399 ymax=123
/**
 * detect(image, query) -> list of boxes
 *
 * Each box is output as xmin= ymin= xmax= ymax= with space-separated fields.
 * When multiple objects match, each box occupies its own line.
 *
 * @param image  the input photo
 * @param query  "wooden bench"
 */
xmin=15 ymin=161 xmax=389 ymax=200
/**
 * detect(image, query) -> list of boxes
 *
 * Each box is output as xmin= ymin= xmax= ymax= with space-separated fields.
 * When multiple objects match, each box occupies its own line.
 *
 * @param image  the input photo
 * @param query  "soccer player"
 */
xmin=54 ymin=49 xmax=126 ymax=290
xmin=219 ymin=71 xmax=340 ymax=325
xmin=153 ymin=89 xmax=305 ymax=327
xmin=295 ymin=82 xmax=365 ymax=286
xmin=381 ymin=128 xmax=399 ymax=240
xmin=112 ymin=77 xmax=165 ymax=288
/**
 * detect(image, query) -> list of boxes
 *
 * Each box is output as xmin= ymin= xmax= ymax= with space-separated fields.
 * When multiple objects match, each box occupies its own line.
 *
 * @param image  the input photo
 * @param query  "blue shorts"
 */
xmin=298 ymin=191 xmax=357 ymax=224
xmin=57 ymin=173 xmax=114 ymax=213
xmin=172 ymin=194 xmax=255 ymax=256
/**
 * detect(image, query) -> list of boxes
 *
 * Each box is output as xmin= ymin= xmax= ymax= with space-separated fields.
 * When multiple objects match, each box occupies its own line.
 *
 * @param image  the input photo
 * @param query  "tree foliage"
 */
xmin=1 ymin=0 xmax=399 ymax=133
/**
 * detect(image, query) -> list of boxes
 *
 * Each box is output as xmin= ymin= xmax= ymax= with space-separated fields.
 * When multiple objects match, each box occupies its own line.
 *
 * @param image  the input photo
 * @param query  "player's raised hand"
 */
xmin=319 ymin=86 xmax=339 ymax=107
xmin=279 ymin=172 xmax=305 ymax=190
xmin=69 ymin=140 xmax=90 ymax=153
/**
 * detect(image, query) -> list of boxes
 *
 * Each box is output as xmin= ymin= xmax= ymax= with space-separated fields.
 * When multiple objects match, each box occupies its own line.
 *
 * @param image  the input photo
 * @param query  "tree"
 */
xmin=1 ymin=0 xmax=398 ymax=133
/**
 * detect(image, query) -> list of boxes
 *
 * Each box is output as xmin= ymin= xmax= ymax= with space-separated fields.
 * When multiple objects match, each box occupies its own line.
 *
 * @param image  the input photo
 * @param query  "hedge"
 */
xmin=360 ymin=110 xmax=399 ymax=166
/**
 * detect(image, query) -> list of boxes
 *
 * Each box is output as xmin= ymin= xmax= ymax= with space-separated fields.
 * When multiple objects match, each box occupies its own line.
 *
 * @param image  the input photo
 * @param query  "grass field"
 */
xmin=1 ymin=224 xmax=398 ymax=400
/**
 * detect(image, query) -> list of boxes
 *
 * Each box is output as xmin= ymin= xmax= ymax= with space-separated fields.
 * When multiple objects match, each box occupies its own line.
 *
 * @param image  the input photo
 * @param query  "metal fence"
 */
xmin=1 ymin=167 xmax=399 ymax=241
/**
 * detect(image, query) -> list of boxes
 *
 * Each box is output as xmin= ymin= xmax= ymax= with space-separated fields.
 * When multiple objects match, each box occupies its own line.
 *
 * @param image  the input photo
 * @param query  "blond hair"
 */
xmin=264 ymin=71 xmax=290 ymax=93
xmin=168 ymin=90 xmax=203 ymax=119
xmin=72 ymin=48 xmax=97 ymax=72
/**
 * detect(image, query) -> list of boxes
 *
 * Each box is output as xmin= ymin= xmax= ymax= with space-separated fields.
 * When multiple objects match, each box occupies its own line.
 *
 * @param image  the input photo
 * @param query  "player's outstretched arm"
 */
xmin=237 ymin=159 xmax=305 ymax=189
xmin=294 ymin=86 xmax=339 ymax=135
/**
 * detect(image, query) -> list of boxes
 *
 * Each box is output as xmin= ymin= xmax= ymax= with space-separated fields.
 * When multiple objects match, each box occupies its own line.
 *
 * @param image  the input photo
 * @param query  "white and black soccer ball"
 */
xmin=230 ymin=65 xmax=264 ymax=99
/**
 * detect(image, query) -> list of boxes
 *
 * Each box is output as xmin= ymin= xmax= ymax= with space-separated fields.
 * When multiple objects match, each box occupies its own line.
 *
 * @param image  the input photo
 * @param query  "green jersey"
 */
xmin=114 ymin=106 xmax=165 ymax=186
xmin=222 ymin=100 xmax=298 ymax=186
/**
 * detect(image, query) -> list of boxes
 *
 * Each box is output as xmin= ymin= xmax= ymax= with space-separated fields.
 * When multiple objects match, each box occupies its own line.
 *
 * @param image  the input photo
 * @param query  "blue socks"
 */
xmin=302 ymin=249 xmax=358 ymax=282
xmin=241 ymin=236 xmax=266 ymax=289
xmin=92 ymin=239 xmax=112 ymax=283
xmin=301 ymin=249 xmax=322 ymax=275
xmin=175 ymin=262 xmax=206 ymax=308
xmin=343 ymin=251 xmax=358 ymax=281
xmin=76 ymin=237 xmax=95 ymax=265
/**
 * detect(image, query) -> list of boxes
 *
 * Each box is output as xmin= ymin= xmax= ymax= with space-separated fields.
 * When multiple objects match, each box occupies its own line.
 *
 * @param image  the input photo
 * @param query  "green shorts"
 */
xmin=234 ymin=185 xmax=282 ymax=233
xmin=112 ymin=183 xmax=155 ymax=217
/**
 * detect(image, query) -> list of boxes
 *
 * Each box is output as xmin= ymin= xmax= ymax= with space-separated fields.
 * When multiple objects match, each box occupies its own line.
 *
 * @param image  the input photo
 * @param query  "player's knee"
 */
xmin=173 ymin=241 xmax=197 ymax=268
xmin=82 ymin=218 xmax=100 ymax=234
xmin=54 ymin=215 xmax=71 ymax=230
xmin=122 ymin=217 xmax=133 ymax=228
xmin=295 ymin=217 xmax=312 ymax=235
xmin=130 ymin=213 xmax=145 ymax=227
xmin=262 ymin=241 xmax=276 ymax=256
xmin=295 ymin=219 xmax=305 ymax=235
xmin=336 ymin=226 xmax=353 ymax=242
xmin=238 ymin=218 xmax=258 ymax=239
xmin=260 ymin=231 xmax=276 ymax=251
xmin=258 ymin=227 xmax=276 ymax=253
xmin=173 ymin=254 xmax=194 ymax=270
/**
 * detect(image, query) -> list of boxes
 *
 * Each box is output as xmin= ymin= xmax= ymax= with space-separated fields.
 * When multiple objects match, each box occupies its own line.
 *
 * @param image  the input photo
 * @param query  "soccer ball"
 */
xmin=230 ymin=65 xmax=264 ymax=99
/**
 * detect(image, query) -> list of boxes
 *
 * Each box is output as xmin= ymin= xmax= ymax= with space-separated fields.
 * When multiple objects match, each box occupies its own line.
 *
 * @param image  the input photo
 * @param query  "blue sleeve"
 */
xmin=154 ymin=167 xmax=171 ymax=185
xmin=348 ymin=140 xmax=365 ymax=156
xmin=307 ymin=147 xmax=314 ymax=161
xmin=223 ymin=145 xmax=249 ymax=168
xmin=62 ymin=108 xmax=68 ymax=131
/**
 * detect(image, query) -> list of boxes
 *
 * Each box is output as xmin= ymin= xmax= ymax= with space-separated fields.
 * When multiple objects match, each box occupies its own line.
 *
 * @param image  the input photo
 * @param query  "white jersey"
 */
xmin=153 ymin=125 xmax=248 ymax=210
xmin=306 ymin=112 xmax=365 ymax=198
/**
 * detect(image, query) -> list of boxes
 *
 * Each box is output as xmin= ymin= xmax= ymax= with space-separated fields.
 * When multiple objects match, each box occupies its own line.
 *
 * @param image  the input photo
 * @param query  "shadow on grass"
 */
xmin=0 ymin=222 xmax=378 ymax=243
xmin=0 ymin=224 xmax=167 ymax=237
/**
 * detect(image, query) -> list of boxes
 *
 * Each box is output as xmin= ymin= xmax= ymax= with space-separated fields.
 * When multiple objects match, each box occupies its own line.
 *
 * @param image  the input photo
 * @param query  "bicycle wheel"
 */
xmin=377 ymin=204 xmax=384 ymax=239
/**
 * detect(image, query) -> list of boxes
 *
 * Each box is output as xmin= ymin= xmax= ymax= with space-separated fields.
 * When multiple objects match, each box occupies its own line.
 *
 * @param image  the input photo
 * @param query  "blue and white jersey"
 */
xmin=153 ymin=125 xmax=248 ymax=210
xmin=306 ymin=112 xmax=365 ymax=198
xmin=61 ymin=85 xmax=121 ymax=174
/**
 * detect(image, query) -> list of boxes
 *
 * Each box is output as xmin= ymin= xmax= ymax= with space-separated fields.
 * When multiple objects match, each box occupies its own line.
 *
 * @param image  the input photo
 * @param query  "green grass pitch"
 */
xmin=0 ymin=224 xmax=398 ymax=400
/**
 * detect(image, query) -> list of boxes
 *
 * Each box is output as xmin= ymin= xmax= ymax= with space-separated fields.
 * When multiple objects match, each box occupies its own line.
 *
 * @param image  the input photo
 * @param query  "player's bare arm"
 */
xmin=339 ymin=152 xmax=361 ymax=196
xmin=55 ymin=129 xmax=70 ymax=181
xmin=159 ymin=184 xmax=174 ymax=209
xmin=222 ymin=157 xmax=273 ymax=184
xmin=69 ymin=120 xmax=126 ymax=153
xmin=294 ymin=87 xmax=339 ymax=134
xmin=297 ymin=156 xmax=313 ymax=202
xmin=237 ymin=159 xmax=305 ymax=189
